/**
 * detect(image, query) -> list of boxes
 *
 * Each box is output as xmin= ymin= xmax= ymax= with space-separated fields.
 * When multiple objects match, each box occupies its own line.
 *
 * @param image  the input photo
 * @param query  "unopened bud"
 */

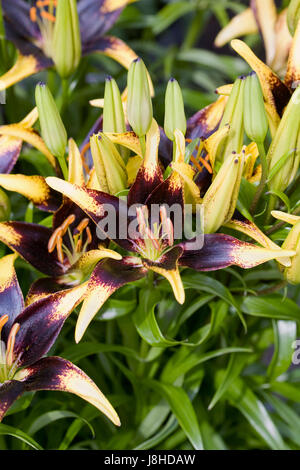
xmin=127 ymin=58 xmax=153 ymax=137
xmin=90 ymin=133 xmax=127 ymax=195
xmin=243 ymin=71 xmax=268 ymax=143
xmin=268 ymin=86 xmax=300 ymax=193
xmin=52 ymin=0 xmax=82 ymax=78
xmin=35 ymin=82 xmax=67 ymax=158
xmin=0 ymin=188 xmax=10 ymax=221
xmin=103 ymin=76 xmax=126 ymax=134
xmin=288 ymin=0 xmax=300 ymax=36
xmin=203 ymin=151 xmax=244 ymax=233
xmin=164 ymin=78 xmax=186 ymax=141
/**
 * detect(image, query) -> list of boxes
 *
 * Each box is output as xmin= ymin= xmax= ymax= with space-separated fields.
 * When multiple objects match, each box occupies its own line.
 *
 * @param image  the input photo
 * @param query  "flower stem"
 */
xmin=57 ymin=153 xmax=68 ymax=180
xmin=139 ymin=135 xmax=146 ymax=158
xmin=250 ymin=141 xmax=268 ymax=215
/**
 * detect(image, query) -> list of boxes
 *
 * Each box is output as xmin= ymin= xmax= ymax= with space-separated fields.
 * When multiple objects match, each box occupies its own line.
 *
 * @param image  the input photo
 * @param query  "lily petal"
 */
xmin=179 ymin=233 xmax=296 ymax=270
xmin=73 ymin=248 xmax=122 ymax=274
xmin=14 ymin=283 xmax=87 ymax=368
xmin=0 ymin=380 xmax=25 ymax=422
xmin=103 ymin=131 xmax=142 ymax=156
xmin=0 ymin=222 xmax=64 ymax=277
xmin=75 ymin=257 xmax=146 ymax=342
xmin=68 ymin=138 xmax=85 ymax=186
xmin=285 ymin=20 xmax=300 ymax=89
xmin=0 ymin=174 xmax=61 ymax=212
xmin=187 ymin=95 xmax=227 ymax=141
xmin=18 ymin=356 xmax=120 ymax=426
xmin=83 ymin=35 xmax=137 ymax=69
xmin=0 ymin=254 xmax=24 ymax=340
xmin=215 ymin=8 xmax=258 ymax=47
xmin=26 ymin=278 xmax=62 ymax=306
xmin=251 ymin=0 xmax=277 ymax=66
xmin=0 ymin=53 xmax=50 ymax=92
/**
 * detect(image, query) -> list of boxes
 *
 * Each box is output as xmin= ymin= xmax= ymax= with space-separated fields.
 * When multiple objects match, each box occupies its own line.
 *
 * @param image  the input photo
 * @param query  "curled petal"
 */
xmin=179 ymin=233 xmax=296 ymax=271
xmin=0 ymin=53 xmax=50 ymax=92
xmin=104 ymin=131 xmax=142 ymax=157
xmin=18 ymin=356 xmax=120 ymax=426
xmin=14 ymin=283 xmax=87 ymax=368
xmin=0 ymin=380 xmax=25 ymax=422
xmin=0 ymin=222 xmax=64 ymax=277
xmin=215 ymin=8 xmax=258 ymax=47
xmin=25 ymin=278 xmax=62 ymax=306
xmin=0 ymin=254 xmax=24 ymax=340
xmin=73 ymin=248 xmax=122 ymax=274
xmin=0 ymin=174 xmax=61 ymax=212
xmin=75 ymin=257 xmax=146 ymax=342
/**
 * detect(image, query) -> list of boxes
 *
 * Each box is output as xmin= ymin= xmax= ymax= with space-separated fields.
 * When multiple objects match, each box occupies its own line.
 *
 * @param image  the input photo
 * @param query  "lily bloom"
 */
xmin=0 ymin=253 xmax=120 ymax=425
xmin=0 ymin=0 xmax=137 ymax=90
xmin=46 ymin=120 xmax=294 ymax=342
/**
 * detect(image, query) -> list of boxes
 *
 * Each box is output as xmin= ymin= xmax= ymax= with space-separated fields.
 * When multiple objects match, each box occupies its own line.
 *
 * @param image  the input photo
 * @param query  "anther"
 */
xmin=74 ymin=218 xmax=89 ymax=235
xmin=56 ymin=236 xmax=64 ymax=263
xmin=40 ymin=10 xmax=56 ymax=22
xmin=30 ymin=7 xmax=37 ymax=22
xmin=6 ymin=323 xmax=20 ymax=368
xmin=48 ymin=227 xmax=63 ymax=253
xmin=86 ymin=227 xmax=92 ymax=245
xmin=60 ymin=214 xmax=76 ymax=236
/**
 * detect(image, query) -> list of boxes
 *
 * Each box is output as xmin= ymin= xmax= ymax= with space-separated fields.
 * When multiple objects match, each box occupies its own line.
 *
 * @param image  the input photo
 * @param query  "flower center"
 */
xmin=135 ymin=206 xmax=174 ymax=262
xmin=0 ymin=316 xmax=20 ymax=383
xmin=30 ymin=0 xmax=57 ymax=57
xmin=48 ymin=214 xmax=93 ymax=268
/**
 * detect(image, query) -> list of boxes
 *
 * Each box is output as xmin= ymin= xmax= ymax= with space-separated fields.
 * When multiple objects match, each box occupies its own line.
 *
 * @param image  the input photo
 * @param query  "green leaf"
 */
xmin=268 ymin=190 xmax=291 ymax=213
xmin=152 ymin=2 xmax=196 ymax=35
xmin=0 ymin=423 xmax=43 ymax=450
xmin=242 ymin=295 xmax=300 ymax=322
xmin=267 ymin=320 xmax=297 ymax=381
xmin=27 ymin=410 xmax=95 ymax=438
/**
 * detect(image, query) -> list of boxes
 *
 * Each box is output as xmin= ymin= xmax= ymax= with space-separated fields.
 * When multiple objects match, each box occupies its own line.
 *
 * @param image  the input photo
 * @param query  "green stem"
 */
xmin=57 ymin=153 xmax=68 ymax=180
xmin=181 ymin=9 xmax=203 ymax=51
xmin=250 ymin=141 xmax=268 ymax=215
xmin=139 ymin=134 xmax=146 ymax=158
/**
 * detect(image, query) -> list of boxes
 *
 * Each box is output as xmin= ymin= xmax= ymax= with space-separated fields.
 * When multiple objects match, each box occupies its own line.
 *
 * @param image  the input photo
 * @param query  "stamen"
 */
xmin=56 ymin=236 xmax=64 ymax=263
xmin=37 ymin=0 xmax=57 ymax=6
xmin=86 ymin=227 xmax=92 ymax=245
xmin=145 ymin=227 xmax=160 ymax=251
xmin=30 ymin=7 xmax=37 ymax=22
xmin=61 ymin=214 xmax=76 ymax=236
xmin=136 ymin=206 xmax=148 ymax=236
xmin=6 ymin=323 xmax=20 ymax=368
xmin=48 ymin=227 xmax=63 ymax=253
xmin=76 ymin=239 xmax=82 ymax=253
xmin=160 ymin=206 xmax=174 ymax=246
xmin=74 ymin=218 xmax=89 ymax=235
xmin=40 ymin=10 xmax=56 ymax=22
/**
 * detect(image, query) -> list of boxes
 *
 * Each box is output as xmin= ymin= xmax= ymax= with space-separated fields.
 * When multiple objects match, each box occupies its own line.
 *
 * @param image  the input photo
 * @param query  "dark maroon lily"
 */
xmin=0 ymin=253 xmax=120 ymax=425
xmin=0 ymin=0 xmax=137 ymax=90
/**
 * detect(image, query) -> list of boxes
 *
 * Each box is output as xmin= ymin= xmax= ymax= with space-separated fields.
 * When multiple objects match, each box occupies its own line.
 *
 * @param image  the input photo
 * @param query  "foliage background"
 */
xmin=1 ymin=0 xmax=300 ymax=451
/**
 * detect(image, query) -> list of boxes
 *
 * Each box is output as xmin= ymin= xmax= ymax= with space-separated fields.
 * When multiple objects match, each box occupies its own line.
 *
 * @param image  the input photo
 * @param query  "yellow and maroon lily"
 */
xmin=45 ymin=119 xmax=294 ymax=342
xmin=0 ymin=253 xmax=120 ymax=425
xmin=0 ymin=0 xmax=137 ymax=90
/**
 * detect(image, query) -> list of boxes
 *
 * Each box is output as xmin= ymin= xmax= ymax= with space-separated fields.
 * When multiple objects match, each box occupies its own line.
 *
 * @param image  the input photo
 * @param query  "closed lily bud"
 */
xmin=103 ymin=76 xmax=126 ymax=134
xmin=35 ymin=82 xmax=67 ymax=158
xmin=52 ymin=0 xmax=82 ymax=78
xmin=217 ymin=76 xmax=246 ymax=163
xmin=203 ymin=151 xmax=245 ymax=234
xmin=0 ymin=188 xmax=10 ymax=221
xmin=288 ymin=0 xmax=300 ymax=36
xmin=243 ymin=71 xmax=268 ymax=143
xmin=272 ymin=211 xmax=300 ymax=284
xmin=268 ymin=85 xmax=300 ymax=193
xmin=127 ymin=58 xmax=153 ymax=137
xmin=164 ymin=78 xmax=186 ymax=141
xmin=90 ymin=133 xmax=127 ymax=195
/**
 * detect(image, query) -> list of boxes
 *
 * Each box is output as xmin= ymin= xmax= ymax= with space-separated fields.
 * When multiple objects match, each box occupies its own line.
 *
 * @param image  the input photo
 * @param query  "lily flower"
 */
xmin=0 ymin=253 xmax=120 ymax=425
xmin=0 ymin=0 xmax=137 ymax=90
xmin=215 ymin=0 xmax=292 ymax=76
xmin=46 ymin=119 xmax=294 ymax=342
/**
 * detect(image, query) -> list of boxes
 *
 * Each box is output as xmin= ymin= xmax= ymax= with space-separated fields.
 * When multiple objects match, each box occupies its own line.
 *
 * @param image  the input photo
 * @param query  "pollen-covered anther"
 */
xmin=5 ymin=323 xmax=20 ymax=368
xmin=74 ymin=218 xmax=90 ymax=235
xmin=60 ymin=214 xmax=76 ymax=236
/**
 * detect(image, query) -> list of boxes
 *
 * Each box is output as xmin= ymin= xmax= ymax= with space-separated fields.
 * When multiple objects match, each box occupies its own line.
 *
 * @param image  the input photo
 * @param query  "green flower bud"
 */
xmin=90 ymin=133 xmax=127 ymax=195
xmin=52 ymin=0 xmax=82 ymax=78
xmin=127 ymin=58 xmax=153 ymax=137
xmin=287 ymin=0 xmax=300 ymax=36
xmin=243 ymin=71 xmax=268 ymax=143
xmin=0 ymin=188 xmax=10 ymax=221
xmin=268 ymin=86 xmax=300 ymax=193
xmin=164 ymin=78 xmax=186 ymax=141
xmin=35 ymin=82 xmax=67 ymax=158
xmin=217 ymin=76 xmax=246 ymax=163
xmin=103 ymin=76 xmax=126 ymax=134
xmin=203 ymin=151 xmax=245 ymax=234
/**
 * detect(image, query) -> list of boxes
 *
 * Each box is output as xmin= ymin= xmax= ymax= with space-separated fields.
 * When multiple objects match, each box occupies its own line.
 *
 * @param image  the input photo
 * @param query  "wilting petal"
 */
xmin=231 ymin=40 xmax=291 ymax=118
xmin=75 ymin=257 xmax=146 ymax=342
xmin=251 ymin=0 xmax=277 ymax=66
xmin=143 ymin=246 xmax=185 ymax=304
xmin=0 ymin=124 xmax=56 ymax=169
xmin=0 ymin=254 xmax=24 ymax=340
xmin=0 ymin=222 xmax=64 ymax=277
xmin=225 ymin=218 xmax=292 ymax=267
xmin=46 ymin=178 xmax=136 ymax=252
xmin=13 ymin=283 xmax=87 ymax=368
xmin=179 ymin=233 xmax=295 ymax=270
xmin=83 ymin=35 xmax=137 ymax=69
xmin=18 ymin=356 xmax=120 ymax=425
xmin=215 ymin=8 xmax=258 ymax=47
xmin=285 ymin=21 xmax=300 ymax=89
xmin=68 ymin=138 xmax=85 ymax=186
xmin=0 ymin=174 xmax=61 ymax=212
xmin=0 ymin=380 xmax=25 ymax=422
xmin=128 ymin=120 xmax=163 ymax=206
xmin=26 ymin=278 xmax=62 ymax=306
